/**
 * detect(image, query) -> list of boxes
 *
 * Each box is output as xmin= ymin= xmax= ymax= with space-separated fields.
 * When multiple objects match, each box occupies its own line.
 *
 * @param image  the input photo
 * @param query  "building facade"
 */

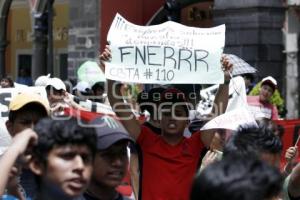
xmin=2 ymin=0 xmax=300 ymax=117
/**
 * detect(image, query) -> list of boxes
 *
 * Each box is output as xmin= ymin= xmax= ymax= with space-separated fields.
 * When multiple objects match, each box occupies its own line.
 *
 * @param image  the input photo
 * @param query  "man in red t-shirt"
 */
xmin=102 ymin=47 xmax=232 ymax=200
xmin=247 ymin=76 xmax=279 ymax=120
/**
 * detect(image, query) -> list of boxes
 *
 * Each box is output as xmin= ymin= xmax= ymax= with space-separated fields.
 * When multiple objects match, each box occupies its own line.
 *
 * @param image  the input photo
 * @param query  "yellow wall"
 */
xmin=7 ymin=2 xmax=69 ymax=79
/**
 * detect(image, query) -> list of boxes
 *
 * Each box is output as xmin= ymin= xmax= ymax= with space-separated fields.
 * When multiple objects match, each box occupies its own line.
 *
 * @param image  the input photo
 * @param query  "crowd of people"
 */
xmin=0 ymin=45 xmax=298 ymax=200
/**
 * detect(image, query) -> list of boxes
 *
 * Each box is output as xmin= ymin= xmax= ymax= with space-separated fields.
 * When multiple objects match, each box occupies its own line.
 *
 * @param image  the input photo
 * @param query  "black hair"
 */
xmin=45 ymin=86 xmax=65 ymax=98
xmin=261 ymin=81 xmax=276 ymax=93
xmin=170 ymin=84 xmax=202 ymax=104
xmin=137 ymin=87 xmax=165 ymax=115
xmin=8 ymin=103 xmax=48 ymax=122
xmin=190 ymin=155 xmax=283 ymax=200
xmin=91 ymin=82 xmax=105 ymax=93
xmin=223 ymin=124 xmax=283 ymax=158
xmin=0 ymin=76 xmax=14 ymax=87
xmin=160 ymin=87 xmax=191 ymax=117
xmin=242 ymin=73 xmax=255 ymax=83
xmin=32 ymin=117 xmax=97 ymax=165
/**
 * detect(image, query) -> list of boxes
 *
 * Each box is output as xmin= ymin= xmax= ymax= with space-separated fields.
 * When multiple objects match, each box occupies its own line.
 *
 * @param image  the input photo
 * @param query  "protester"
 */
xmin=83 ymin=116 xmax=134 ymax=200
xmin=223 ymin=124 xmax=283 ymax=168
xmin=45 ymin=77 xmax=67 ymax=107
xmin=247 ymin=76 xmax=279 ymax=120
xmin=4 ymin=92 xmax=49 ymax=199
xmin=73 ymin=81 xmax=93 ymax=99
xmin=131 ymin=86 xmax=166 ymax=198
xmin=190 ymin=155 xmax=283 ymax=200
xmin=45 ymin=77 xmax=73 ymax=115
xmin=91 ymin=82 xmax=106 ymax=103
xmin=29 ymin=117 xmax=97 ymax=200
xmin=0 ymin=76 xmax=14 ymax=88
xmin=101 ymin=45 xmax=233 ymax=200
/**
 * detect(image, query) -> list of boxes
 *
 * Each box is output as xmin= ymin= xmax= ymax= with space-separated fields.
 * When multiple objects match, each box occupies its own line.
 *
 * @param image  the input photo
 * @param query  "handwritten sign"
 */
xmin=201 ymin=107 xmax=258 ymax=131
xmin=0 ymin=87 xmax=47 ymax=119
xmin=106 ymin=13 xmax=226 ymax=84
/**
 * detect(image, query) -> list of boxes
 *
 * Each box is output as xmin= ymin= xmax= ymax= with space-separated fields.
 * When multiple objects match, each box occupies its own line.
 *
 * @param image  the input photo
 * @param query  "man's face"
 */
xmin=160 ymin=105 xmax=188 ymax=136
xmin=8 ymin=108 xmax=46 ymax=136
xmin=91 ymin=141 xmax=128 ymax=188
xmin=259 ymin=85 xmax=274 ymax=102
xmin=1 ymin=79 xmax=11 ymax=88
xmin=42 ymin=145 xmax=93 ymax=198
xmin=46 ymin=87 xmax=65 ymax=106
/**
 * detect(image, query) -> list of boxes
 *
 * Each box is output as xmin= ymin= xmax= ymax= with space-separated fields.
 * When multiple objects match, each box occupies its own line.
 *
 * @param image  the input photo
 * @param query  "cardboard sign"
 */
xmin=0 ymin=87 xmax=47 ymax=119
xmin=106 ymin=13 xmax=226 ymax=84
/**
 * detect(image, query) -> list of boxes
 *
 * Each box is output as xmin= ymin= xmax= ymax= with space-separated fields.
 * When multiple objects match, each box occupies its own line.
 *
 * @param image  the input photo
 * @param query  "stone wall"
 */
xmin=213 ymin=0 xmax=285 ymax=88
xmin=67 ymin=0 xmax=99 ymax=80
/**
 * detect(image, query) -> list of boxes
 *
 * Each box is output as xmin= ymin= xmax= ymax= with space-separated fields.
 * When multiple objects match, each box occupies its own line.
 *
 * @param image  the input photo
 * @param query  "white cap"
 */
xmin=261 ymin=76 xmax=277 ymax=90
xmin=35 ymin=74 xmax=51 ymax=87
xmin=73 ymin=81 xmax=91 ymax=92
xmin=46 ymin=77 xmax=66 ymax=91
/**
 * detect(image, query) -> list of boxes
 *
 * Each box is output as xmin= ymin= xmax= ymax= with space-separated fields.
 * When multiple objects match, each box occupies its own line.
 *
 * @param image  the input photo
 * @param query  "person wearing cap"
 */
xmin=101 ymin=45 xmax=233 ymax=200
xmin=73 ymin=81 xmax=93 ymax=100
xmin=45 ymin=77 xmax=67 ymax=106
xmin=83 ymin=116 xmax=134 ymax=200
xmin=2 ymin=92 xmax=49 ymax=199
xmin=247 ymin=76 xmax=279 ymax=120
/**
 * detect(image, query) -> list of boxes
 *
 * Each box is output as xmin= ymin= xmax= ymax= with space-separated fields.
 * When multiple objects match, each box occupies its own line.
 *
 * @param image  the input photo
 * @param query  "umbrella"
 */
xmin=77 ymin=61 xmax=106 ymax=86
xmin=224 ymin=54 xmax=257 ymax=76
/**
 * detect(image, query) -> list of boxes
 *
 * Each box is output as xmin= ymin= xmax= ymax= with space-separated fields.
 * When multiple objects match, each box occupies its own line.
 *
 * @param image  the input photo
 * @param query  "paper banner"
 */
xmin=106 ymin=13 xmax=226 ymax=84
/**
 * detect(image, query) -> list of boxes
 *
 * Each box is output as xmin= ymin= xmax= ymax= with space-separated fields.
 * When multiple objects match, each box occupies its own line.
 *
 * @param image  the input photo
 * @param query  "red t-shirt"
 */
xmin=137 ymin=126 xmax=205 ymax=200
xmin=247 ymin=96 xmax=279 ymax=120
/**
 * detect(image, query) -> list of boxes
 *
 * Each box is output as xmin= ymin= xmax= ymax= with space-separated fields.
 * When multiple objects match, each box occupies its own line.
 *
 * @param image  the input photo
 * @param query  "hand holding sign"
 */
xmin=99 ymin=45 xmax=112 ymax=73
xmin=221 ymin=54 xmax=234 ymax=83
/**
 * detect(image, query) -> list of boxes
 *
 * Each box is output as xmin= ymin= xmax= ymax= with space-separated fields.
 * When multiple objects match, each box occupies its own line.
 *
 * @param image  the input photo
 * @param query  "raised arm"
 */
xmin=0 ymin=128 xmax=37 ymax=196
xmin=100 ymin=46 xmax=141 ymax=140
xmin=200 ymin=55 xmax=232 ymax=147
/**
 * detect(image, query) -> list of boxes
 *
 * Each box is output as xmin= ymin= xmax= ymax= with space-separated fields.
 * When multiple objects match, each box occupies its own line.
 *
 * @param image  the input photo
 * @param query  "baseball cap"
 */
xmin=9 ymin=92 xmax=50 ymax=114
xmin=73 ymin=81 xmax=91 ymax=93
xmin=261 ymin=76 xmax=277 ymax=91
xmin=46 ymin=77 xmax=66 ymax=91
xmin=89 ymin=116 xmax=134 ymax=150
xmin=35 ymin=74 xmax=50 ymax=87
